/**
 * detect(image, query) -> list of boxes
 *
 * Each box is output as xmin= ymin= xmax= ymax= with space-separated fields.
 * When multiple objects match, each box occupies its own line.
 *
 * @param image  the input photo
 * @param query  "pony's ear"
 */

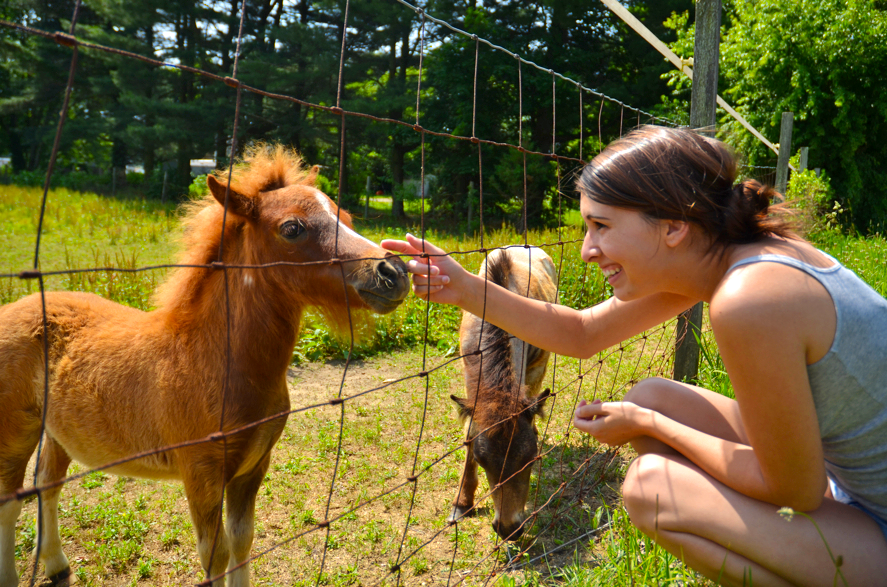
xmin=450 ymin=395 xmax=473 ymax=421
xmin=206 ymin=174 xmax=257 ymax=219
xmin=305 ymin=165 xmax=320 ymax=186
xmin=527 ymin=388 xmax=551 ymax=419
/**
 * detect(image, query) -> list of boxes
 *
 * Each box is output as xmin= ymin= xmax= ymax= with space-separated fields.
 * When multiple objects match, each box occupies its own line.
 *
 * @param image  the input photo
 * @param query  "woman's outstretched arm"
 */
xmin=381 ymin=234 xmax=697 ymax=359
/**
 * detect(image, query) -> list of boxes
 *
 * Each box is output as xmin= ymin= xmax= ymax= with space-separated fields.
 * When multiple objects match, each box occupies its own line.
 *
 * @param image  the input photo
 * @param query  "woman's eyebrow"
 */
xmin=585 ymin=214 xmax=611 ymax=221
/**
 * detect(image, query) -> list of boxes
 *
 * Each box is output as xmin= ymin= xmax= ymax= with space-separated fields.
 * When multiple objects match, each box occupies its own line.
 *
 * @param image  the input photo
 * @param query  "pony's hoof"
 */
xmin=447 ymin=505 xmax=474 ymax=523
xmin=47 ymin=567 xmax=73 ymax=586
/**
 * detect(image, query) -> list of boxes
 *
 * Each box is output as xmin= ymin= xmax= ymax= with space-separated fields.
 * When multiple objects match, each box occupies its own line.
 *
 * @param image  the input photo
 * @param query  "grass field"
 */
xmin=2 ymin=184 xmax=885 ymax=585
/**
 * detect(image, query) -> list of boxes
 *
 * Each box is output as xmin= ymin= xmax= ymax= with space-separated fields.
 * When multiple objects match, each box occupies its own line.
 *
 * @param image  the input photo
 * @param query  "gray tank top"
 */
xmin=728 ymin=252 xmax=887 ymax=519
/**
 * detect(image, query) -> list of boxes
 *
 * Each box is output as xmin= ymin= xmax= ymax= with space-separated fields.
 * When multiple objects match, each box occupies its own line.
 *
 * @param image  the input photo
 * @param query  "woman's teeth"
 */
xmin=602 ymin=267 xmax=622 ymax=279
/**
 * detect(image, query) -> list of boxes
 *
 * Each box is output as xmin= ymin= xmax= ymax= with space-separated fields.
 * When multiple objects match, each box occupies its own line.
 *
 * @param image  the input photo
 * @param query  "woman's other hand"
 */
xmin=573 ymin=399 xmax=648 ymax=447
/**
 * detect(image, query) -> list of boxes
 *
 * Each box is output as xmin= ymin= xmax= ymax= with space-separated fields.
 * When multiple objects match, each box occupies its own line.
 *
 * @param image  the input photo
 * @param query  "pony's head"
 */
xmin=160 ymin=143 xmax=409 ymax=324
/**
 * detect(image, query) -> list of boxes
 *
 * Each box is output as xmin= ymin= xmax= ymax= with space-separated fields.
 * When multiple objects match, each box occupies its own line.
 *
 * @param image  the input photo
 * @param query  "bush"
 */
xmin=189 ymin=174 xmax=209 ymax=199
xmin=786 ymin=153 xmax=839 ymax=235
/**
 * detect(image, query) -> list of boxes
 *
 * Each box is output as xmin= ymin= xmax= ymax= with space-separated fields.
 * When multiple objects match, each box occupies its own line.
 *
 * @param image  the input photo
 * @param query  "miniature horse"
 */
xmin=0 ymin=144 xmax=409 ymax=587
xmin=449 ymin=246 xmax=557 ymax=541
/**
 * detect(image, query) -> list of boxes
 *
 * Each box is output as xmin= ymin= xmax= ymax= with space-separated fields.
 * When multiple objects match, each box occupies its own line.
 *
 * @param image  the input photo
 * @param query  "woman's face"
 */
xmin=580 ymin=197 xmax=668 ymax=301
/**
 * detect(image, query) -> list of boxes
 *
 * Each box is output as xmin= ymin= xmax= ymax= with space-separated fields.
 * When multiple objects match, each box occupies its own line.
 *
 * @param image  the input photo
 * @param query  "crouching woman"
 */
xmin=383 ymin=126 xmax=887 ymax=585
xmin=569 ymin=127 xmax=887 ymax=586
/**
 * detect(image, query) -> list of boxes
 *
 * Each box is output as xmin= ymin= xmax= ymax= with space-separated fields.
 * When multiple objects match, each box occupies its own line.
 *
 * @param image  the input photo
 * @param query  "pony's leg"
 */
xmin=183 ymin=471 xmax=230 ymax=587
xmin=0 ymin=412 xmax=42 ymax=587
xmin=448 ymin=447 xmax=478 ymax=523
xmin=33 ymin=436 xmax=72 ymax=586
xmin=223 ymin=453 xmax=271 ymax=587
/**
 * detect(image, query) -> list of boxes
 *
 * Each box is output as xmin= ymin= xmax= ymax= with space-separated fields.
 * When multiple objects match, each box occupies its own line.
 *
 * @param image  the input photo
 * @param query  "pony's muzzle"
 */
xmin=376 ymin=254 xmax=409 ymax=292
xmin=494 ymin=515 xmax=526 ymax=541
xmin=355 ymin=253 xmax=409 ymax=314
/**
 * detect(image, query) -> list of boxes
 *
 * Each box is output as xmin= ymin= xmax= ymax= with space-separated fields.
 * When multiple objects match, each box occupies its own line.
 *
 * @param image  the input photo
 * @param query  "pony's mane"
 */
xmin=463 ymin=252 xmax=524 ymax=433
xmin=154 ymin=143 xmax=315 ymax=311
xmin=212 ymin=142 xmax=315 ymax=198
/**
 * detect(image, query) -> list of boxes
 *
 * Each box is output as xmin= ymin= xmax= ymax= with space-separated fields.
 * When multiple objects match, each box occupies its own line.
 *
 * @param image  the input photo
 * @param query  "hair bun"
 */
xmin=722 ymin=180 xmax=784 ymax=243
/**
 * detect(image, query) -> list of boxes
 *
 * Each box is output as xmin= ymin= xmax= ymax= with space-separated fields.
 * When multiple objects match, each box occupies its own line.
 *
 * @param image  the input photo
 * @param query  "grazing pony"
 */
xmin=449 ymin=246 xmax=557 ymax=540
xmin=0 ymin=144 xmax=409 ymax=587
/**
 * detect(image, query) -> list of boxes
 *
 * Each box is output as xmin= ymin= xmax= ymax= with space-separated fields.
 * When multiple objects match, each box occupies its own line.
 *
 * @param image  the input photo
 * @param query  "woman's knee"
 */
xmin=623 ymin=377 xmax=670 ymax=411
xmin=622 ymin=453 xmax=674 ymax=535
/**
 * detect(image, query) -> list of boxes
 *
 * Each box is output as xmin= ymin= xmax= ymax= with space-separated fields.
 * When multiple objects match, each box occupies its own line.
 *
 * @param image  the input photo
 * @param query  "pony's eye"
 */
xmin=279 ymin=220 xmax=305 ymax=240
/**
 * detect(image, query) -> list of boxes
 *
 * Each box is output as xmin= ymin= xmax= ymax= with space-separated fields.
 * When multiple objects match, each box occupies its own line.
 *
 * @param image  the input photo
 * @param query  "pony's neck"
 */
xmin=155 ymin=225 xmax=302 ymax=378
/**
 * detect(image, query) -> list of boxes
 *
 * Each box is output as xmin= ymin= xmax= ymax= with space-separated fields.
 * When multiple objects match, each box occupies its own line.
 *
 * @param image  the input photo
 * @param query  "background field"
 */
xmin=3 ymin=183 xmax=886 ymax=586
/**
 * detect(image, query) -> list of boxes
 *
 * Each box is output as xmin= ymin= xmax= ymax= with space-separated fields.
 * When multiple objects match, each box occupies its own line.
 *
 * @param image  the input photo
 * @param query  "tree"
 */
xmin=666 ymin=0 xmax=887 ymax=232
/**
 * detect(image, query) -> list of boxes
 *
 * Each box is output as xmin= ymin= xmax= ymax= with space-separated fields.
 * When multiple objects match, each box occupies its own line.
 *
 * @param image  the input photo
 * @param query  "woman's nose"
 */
xmin=581 ymin=233 xmax=600 ymax=263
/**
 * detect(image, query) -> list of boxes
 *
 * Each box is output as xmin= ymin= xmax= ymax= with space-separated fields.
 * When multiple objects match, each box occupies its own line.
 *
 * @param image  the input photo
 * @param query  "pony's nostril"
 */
xmin=376 ymin=259 xmax=403 ymax=288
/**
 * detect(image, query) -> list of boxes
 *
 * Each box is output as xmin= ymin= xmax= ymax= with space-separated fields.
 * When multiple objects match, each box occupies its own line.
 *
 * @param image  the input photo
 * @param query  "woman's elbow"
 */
xmin=781 ymin=492 xmax=824 ymax=513
xmin=771 ymin=479 xmax=827 ymax=513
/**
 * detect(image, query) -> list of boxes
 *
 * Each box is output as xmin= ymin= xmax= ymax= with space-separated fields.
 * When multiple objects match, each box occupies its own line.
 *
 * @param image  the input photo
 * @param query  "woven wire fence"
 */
xmin=0 ymin=1 xmax=683 ymax=584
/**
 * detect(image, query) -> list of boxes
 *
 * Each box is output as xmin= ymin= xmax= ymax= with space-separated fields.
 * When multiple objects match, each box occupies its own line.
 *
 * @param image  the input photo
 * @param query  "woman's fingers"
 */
xmin=380 ymin=239 xmax=420 ymax=257
xmin=381 ymin=235 xmax=465 ymax=306
xmin=574 ymin=399 xmax=603 ymax=421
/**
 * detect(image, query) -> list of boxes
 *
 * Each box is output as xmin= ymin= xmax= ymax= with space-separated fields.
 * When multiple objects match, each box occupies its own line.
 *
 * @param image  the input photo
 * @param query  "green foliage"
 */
xmin=188 ymin=174 xmax=209 ymax=199
xmin=717 ymin=0 xmax=887 ymax=232
xmin=786 ymin=155 xmax=839 ymax=233
xmin=663 ymin=0 xmax=887 ymax=231
xmin=1 ymin=0 xmax=686 ymax=230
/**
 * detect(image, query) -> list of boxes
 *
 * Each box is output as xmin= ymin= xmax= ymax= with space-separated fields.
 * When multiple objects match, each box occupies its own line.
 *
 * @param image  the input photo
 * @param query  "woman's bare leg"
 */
xmin=622 ymin=377 xmax=748 ymax=456
xmin=623 ymin=453 xmax=887 ymax=586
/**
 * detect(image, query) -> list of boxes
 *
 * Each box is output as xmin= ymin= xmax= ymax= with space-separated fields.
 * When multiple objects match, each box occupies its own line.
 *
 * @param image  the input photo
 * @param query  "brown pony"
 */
xmin=0 ymin=144 xmax=409 ymax=587
xmin=449 ymin=246 xmax=557 ymax=541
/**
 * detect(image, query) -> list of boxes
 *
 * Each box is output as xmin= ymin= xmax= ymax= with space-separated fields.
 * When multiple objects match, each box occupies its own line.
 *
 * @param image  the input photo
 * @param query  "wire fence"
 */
xmin=0 ymin=1 xmax=682 ymax=585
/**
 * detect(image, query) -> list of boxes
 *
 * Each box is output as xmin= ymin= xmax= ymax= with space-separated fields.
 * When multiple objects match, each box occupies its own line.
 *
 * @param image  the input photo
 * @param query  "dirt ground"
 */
xmin=13 ymin=346 xmax=642 ymax=586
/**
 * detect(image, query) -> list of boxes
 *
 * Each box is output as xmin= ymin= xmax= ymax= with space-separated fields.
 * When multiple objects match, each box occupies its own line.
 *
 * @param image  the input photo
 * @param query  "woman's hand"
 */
xmin=380 ymin=234 xmax=470 ymax=305
xmin=573 ymin=399 xmax=649 ymax=447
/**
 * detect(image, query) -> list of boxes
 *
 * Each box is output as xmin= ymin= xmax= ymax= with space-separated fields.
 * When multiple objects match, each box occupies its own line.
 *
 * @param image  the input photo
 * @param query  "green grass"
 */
xmin=4 ymin=185 xmax=887 ymax=585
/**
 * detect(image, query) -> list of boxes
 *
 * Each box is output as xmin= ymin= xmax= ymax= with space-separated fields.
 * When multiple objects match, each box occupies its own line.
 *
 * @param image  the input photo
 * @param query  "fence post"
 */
xmin=161 ymin=170 xmax=168 ymax=204
xmin=799 ymin=147 xmax=809 ymax=172
xmin=775 ymin=112 xmax=793 ymax=197
xmin=673 ymin=0 xmax=720 ymax=383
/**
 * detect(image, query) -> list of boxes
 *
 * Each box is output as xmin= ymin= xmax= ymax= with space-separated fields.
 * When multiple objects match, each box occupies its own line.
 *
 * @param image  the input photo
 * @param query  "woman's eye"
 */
xmin=280 ymin=221 xmax=305 ymax=240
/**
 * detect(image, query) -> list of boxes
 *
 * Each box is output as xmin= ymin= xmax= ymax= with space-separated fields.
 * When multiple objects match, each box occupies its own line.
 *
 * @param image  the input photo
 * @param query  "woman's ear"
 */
xmin=662 ymin=219 xmax=691 ymax=248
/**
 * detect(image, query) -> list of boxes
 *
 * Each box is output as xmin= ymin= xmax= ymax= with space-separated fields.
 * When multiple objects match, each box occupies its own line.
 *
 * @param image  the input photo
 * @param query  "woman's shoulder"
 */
xmin=710 ymin=238 xmax=838 ymax=361
xmin=723 ymin=237 xmax=836 ymax=272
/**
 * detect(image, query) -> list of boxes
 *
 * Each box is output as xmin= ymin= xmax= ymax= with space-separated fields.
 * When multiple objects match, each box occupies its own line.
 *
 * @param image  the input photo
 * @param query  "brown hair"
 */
xmin=577 ymin=126 xmax=794 ymax=248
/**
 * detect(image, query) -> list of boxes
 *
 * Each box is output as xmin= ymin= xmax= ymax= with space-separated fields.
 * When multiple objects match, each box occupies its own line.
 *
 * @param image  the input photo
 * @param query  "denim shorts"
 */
xmin=829 ymin=477 xmax=887 ymax=543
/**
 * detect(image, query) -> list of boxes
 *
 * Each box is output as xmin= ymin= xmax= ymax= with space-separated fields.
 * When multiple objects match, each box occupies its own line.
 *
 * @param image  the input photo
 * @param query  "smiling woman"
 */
xmin=382 ymin=126 xmax=887 ymax=587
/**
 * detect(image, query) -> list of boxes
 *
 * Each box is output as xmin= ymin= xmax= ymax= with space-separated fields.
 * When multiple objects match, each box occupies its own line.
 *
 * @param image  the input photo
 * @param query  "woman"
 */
xmin=381 ymin=125 xmax=887 ymax=585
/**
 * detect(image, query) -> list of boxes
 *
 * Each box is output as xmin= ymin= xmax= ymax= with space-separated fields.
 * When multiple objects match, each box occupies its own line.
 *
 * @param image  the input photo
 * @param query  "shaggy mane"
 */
xmin=212 ymin=142 xmax=315 ymax=198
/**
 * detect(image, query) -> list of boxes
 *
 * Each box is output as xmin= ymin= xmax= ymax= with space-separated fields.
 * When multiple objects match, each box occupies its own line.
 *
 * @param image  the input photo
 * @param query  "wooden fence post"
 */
xmin=775 ymin=112 xmax=794 ymax=197
xmin=674 ymin=0 xmax=721 ymax=383
xmin=799 ymin=147 xmax=809 ymax=172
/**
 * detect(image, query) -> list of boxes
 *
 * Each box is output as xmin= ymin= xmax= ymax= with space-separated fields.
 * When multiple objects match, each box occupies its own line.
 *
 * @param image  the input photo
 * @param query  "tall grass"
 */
xmin=3 ymin=185 xmax=887 ymax=585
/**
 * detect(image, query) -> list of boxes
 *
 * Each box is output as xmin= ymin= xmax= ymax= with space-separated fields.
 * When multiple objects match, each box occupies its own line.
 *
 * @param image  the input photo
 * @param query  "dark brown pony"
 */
xmin=449 ymin=246 xmax=557 ymax=541
xmin=0 ymin=144 xmax=409 ymax=587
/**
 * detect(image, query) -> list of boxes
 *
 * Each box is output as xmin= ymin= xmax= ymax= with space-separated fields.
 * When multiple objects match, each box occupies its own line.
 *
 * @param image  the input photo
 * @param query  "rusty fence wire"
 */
xmin=0 ymin=1 xmax=681 ymax=585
